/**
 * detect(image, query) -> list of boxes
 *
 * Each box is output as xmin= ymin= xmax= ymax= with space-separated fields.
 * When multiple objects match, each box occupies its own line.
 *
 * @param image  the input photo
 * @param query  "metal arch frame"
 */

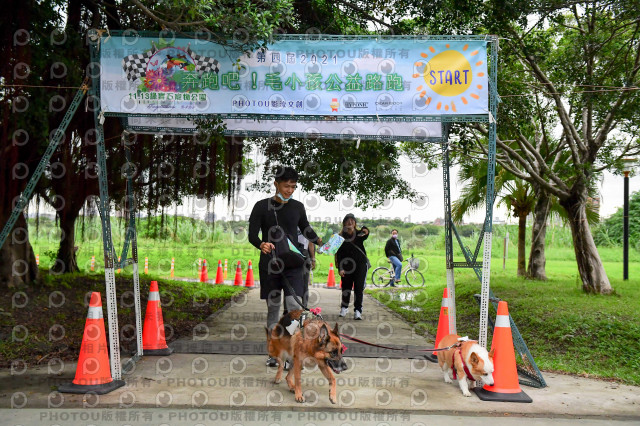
xmin=0 ymin=30 xmax=544 ymax=388
xmin=83 ymin=29 xmax=544 ymax=387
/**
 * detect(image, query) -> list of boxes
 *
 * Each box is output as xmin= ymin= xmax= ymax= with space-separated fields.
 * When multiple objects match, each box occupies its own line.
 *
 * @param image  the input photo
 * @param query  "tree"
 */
xmin=484 ymin=3 xmax=640 ymax=293
xmin=451 ymin=161 xmax=536 ymax=276
xmin=0 ymin=0 xmax=297 ymax=287
xmin=251 ymin=138 xmax=418 ymax=208
xmin=413 ymin=0 xmax=640 ymax=292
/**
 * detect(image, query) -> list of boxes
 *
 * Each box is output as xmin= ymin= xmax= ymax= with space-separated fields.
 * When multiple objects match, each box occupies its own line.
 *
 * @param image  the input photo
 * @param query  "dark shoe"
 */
xmin=266 ymin=357 xmax=278 ymax=367
xmin=284 ymin=360 xmax=291 ymax=370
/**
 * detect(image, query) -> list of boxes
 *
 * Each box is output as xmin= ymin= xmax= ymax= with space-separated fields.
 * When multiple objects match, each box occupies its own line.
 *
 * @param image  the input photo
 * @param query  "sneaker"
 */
xmin=354 ymin=311 xmax=362 ymax=320
xmin=266 ymin=357 xmax=278 ymax=367
xmin=339 ymin=307 xmax=348 ymax=317
xmin=284 ymin=360 xmax=291 ymax=371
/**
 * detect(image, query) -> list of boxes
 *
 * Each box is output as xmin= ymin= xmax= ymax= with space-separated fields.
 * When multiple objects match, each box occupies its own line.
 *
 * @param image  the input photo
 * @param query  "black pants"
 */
xmin=341 ymin=264 xmax=368 ymax=313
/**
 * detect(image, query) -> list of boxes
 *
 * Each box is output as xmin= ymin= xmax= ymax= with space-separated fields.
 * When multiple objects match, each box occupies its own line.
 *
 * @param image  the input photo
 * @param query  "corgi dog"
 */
xmin=436 ymin=334 xmax=495 ymax=396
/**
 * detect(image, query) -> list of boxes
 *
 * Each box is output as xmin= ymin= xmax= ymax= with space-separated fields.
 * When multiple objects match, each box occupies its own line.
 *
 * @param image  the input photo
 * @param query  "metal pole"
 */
xmin=624 ymin=171 xmax=629 ymax=281
xmin=503 ymin=231 xmax=508 ymax=271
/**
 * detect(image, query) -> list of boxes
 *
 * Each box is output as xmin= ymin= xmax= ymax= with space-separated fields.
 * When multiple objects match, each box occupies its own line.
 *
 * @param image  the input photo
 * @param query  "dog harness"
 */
xmin=451 ymin=348 xmax=475 ymax=381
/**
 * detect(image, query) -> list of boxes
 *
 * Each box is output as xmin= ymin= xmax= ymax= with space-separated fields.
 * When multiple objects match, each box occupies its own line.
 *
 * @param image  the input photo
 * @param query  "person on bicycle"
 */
xmin=384 ymin=229 xmax=403 ymax=287
xmin=335 ymin=213 xmax=370 ymax=320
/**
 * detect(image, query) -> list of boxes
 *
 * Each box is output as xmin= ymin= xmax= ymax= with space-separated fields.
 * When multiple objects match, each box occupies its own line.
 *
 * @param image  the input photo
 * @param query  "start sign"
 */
xmin=97 ymin=33 xmax=489 ymax=119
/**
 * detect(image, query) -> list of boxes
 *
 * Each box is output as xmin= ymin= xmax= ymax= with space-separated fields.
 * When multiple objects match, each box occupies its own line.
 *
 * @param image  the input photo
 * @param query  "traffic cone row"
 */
xmin=224 ymin=259 xmax=228 ymax=280
xmin=58 ymin=292 xmax=125 ymax=394
xmin=200 ymin=259 xmax=209 ymax=283
xmin=215 ymin=260 xmax=224 ymax=284
xmin=142 ymin=281 xmax=173 ymax=356
xmin=474 ymin=301 xmax=532 ymax=403
xmin=144 ymin=257 xmax=149 ymax=274
xmin=245 ymin=260 xmax=255 ymax=287
xmin=170 ymin=258 xmax=175 ymax=278
xmin=327 ymin=263 xmax=336 ymax=288
xmin=423 ymin=287 xmax=450 ymax=363
xmin=90 ymin=256 xmax=95 ymax=272
xmin=233 ymin=261 xmax=243 ymax=285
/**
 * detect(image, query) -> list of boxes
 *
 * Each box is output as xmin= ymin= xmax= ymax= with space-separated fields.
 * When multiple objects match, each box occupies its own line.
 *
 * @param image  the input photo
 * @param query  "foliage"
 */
xmin=594 ymin=191 xmax=640 ymax=248
xmin=249 ymin=139 xmax=418 ymax=208
xmin=369 ymin=267 xmax=640 ymax=385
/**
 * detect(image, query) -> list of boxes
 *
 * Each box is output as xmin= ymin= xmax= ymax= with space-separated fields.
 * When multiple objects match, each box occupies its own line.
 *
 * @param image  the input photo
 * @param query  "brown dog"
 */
xmin=436 ymin=334 xmax=495 ymax=396
xmin=266 ymin=310 xmax=347 ymax=404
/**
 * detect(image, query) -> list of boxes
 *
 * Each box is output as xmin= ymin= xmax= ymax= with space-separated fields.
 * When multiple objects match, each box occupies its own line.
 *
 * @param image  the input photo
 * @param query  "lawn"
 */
xmin=25 ymin=215 xmax=640 ymax=385
xmin=368 ymin=263 xmax=640 ymax=386
xmin=0 ymin=272 xmax=245 ymax=367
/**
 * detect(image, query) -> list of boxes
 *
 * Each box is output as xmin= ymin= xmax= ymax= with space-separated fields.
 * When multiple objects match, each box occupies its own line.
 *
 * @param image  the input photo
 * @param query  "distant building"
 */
xmin=432 ymin=217 xmax=445 ymax=226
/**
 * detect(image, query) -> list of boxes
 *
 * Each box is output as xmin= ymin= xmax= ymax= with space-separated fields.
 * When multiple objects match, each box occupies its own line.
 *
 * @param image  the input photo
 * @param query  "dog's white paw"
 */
xmin=462 ymin=390 xmax=472 ymax=397
xmin=444 ymin=376 xmax=452 ymax=383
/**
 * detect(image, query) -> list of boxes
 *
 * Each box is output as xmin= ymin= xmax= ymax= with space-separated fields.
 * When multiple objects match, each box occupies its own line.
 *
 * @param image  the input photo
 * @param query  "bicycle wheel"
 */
xmin=371 ymin=267 xmax=393 ymax=287
xmin=404 ymin=268 xmax=425 ymax=287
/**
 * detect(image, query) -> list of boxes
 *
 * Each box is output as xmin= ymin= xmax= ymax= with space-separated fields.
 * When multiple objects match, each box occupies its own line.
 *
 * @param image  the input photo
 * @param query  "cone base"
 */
xmin=143 ymin=346 xmax=174 ymax=356
xmin=422 ymin=353 xmax=438 ymax=363
xmin=58 ymin=379 xmax=125 ymax=395
xmin=474 ymin=387 xmax=532 ymax=403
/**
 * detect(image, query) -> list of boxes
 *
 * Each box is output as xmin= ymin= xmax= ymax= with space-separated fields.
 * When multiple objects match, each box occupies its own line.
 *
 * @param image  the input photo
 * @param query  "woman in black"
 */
xmin=335 ymin=213 xmax=369 ymax=320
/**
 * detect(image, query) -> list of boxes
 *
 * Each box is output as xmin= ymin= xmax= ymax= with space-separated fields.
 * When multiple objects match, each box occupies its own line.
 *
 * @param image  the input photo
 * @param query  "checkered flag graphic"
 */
xmin=121 ymin=47 xmax=157 ymax=81
xmin=187 ymin=47 xmax=220 ymax=75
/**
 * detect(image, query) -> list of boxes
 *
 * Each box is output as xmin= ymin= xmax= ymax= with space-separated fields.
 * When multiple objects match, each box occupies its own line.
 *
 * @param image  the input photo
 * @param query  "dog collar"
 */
xmin=451 ymin=348 xmax=475 ymax=381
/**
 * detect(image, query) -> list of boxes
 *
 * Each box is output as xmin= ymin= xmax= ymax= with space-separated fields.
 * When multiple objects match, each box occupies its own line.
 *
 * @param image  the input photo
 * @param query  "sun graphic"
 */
xmin=412 ymin=43 xmax=486 ymax=112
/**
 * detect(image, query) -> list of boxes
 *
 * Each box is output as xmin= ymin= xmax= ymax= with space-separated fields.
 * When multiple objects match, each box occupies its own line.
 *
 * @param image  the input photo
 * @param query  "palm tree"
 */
xmin=452 ymin=161 xmax=536 ymax=277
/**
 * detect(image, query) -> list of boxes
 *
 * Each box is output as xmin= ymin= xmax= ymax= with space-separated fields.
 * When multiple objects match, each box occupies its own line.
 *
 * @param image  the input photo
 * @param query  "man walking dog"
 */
xmin=248 ymin=166 xmax=322 ymax=367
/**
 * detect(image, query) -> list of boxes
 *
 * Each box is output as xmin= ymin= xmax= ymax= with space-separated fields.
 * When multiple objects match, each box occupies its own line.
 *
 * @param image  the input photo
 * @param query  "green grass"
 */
xmin=0 ymin=271 xmax=245 ymax=367
xmin=25 ymin=215 xmax=640 ymax=384
xmin=368 ymin=263 xmax=640 ymax=386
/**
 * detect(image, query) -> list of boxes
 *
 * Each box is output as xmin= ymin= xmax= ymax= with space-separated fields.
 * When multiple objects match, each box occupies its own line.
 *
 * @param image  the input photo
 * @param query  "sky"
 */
xmin=28 ymin=147 xmax=639 ymax=226
xmin=209 ymin=153 xmax=640 ymax=225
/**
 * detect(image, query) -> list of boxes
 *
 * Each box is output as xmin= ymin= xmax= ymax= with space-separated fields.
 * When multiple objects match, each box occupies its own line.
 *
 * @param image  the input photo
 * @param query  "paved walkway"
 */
xmin=1 ymin=287 xmax=639 ymax=422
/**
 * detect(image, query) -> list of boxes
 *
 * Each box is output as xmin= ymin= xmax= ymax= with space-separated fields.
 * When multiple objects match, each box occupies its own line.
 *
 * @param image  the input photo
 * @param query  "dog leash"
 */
xmin=339 ymin=333 xmax=461 ymax=352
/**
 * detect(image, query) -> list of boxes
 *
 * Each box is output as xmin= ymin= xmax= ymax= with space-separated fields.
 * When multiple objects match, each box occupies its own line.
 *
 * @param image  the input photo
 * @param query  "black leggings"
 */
xmin=340 ymin=264 xmax=368 ymax=313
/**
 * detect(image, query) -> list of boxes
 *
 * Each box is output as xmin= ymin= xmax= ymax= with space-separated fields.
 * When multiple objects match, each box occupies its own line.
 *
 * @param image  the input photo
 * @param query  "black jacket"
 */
xmin=384 ymin=237 xmax=403 ymax=261
xmin=248 ymin=197 xmax=320 ymax=298
xmin=335 ymin=227 xmax=369 ymax=274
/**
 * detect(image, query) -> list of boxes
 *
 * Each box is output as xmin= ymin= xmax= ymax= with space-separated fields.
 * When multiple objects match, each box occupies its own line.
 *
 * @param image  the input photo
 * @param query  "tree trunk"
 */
xmin=561 ymin=196 xmax=612 ymax=294
xmin=517 ymin=214 xmax=527 ymax=277
xmin=0 ymin=213 xmax=39 ymax=288
xmin=527 ymin=189 xmax=551 ymax=280
xmin=51 ymin=210 xmax=80 ymax=274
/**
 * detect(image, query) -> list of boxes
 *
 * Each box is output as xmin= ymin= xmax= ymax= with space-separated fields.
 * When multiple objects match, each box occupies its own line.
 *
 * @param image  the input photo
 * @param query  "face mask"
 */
xmin=392 ymin=234 xmax=398 ymax=239
xmin=276 ymin=192 xmax=291 ymax=202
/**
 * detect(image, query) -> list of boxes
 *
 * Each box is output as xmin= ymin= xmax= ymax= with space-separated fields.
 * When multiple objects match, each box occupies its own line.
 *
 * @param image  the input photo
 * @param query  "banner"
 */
xmin=125 ymin=116 xmax=444 ymax=141
xmin=99 ymin=34 xmax=489 ymax=118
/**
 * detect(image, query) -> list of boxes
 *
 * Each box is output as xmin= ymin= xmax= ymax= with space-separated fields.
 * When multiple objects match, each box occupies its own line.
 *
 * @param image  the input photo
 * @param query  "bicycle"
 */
xmin=370 ymin=254 xmax=425 ymax=287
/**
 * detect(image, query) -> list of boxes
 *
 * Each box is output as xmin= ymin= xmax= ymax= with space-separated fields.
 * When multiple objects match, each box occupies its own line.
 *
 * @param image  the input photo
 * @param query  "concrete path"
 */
xmin=1 ymin=287 xmax=639 ymax=423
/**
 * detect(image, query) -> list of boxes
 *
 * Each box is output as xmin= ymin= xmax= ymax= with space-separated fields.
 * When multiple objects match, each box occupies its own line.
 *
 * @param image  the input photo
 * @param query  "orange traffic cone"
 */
xmin=58 ymin=292 xmax=125 ymax=394
xmin=424 ymin=288 xmax=450 ymax=363
xmin=142 ymin=281 xmax=173 ymax=356
xmin=327 ymin=263 xmax=336 ymax=288
xmin=475 ymin=301 xmax=532 ymax=402
xmin=233 ymin=261 xmax=243 ymax=286
xmin=215 ymin=259 xmax=224 ymax=284
xmin=200 ymin=259 xmax=208 ymax=283
xmin=245 ymin=260 xmax=255 ymax=287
